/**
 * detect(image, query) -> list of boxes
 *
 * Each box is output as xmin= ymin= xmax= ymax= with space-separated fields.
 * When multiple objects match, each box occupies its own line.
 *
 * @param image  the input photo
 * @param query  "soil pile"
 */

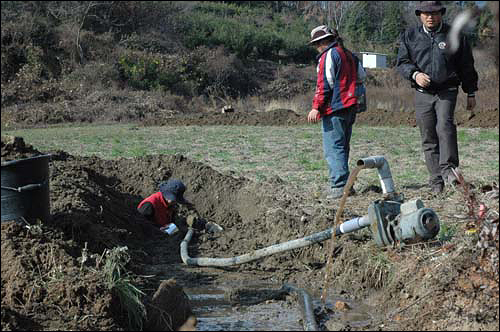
xmin=1 ymin=136 xmax=43 ymax=162
xmin=145 ymin=109 xmax=306 ymax=127
xmin=355 ymin=107 xmax=499 ymax=128
xmin=1 ymin=136 xmax=498 ymax=330
xmin=143 ymin=107 xmax=500 ymax=128
xmin=2 ymin=104 xmax=498 ymax=129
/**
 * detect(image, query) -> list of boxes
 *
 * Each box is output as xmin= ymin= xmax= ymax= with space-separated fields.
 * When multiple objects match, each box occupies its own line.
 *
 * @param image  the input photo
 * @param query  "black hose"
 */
xmin=282 ymin=284 xmax=319 ymax=331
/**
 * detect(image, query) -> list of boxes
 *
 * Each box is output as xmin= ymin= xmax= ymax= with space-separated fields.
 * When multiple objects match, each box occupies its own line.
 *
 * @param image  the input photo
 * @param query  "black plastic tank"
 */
xmin=1 ymin=154 xmax=51 ymax=223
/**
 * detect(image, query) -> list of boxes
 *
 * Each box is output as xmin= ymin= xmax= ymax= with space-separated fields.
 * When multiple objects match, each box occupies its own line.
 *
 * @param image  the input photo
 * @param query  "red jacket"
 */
xmin=312 ymin=43 xmax=359 ymax=116
xmin=137 ymin=192 xmax=174 ymax=227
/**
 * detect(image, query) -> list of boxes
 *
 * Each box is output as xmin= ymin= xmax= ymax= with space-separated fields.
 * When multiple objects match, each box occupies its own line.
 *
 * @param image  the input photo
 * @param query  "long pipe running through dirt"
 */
xmin=181 ymin=227 xmax=334 ymax=266
xmin=180 ymin=216 xmax=366 ymax=267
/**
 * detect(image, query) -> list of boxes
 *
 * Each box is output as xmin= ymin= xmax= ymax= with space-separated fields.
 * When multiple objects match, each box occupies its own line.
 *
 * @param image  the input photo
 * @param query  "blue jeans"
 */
xmin=322 ymin=107 xmax=356 ymax=188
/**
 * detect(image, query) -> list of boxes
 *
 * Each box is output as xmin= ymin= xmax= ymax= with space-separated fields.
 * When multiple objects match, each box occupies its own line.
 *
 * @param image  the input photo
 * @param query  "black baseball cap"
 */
xmin=159 ymin=179 xmax=187 ymax=204
xmin=415 ymin=1 xmax=446 ymax=16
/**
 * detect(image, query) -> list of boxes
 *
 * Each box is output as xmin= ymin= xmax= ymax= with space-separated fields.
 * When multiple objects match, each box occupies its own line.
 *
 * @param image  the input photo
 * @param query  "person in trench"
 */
xmin=137 ymin=178 xmax=189 ymax=234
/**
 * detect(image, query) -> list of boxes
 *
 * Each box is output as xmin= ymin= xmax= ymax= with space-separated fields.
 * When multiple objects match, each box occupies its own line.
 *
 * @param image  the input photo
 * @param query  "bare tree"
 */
xmin=325 ymin=1 xmax=355 ymax=31
xmin=75 ymin=1 xmax=127 ymax=65
xmin=76 ymin=2 xmax=94 ymax=65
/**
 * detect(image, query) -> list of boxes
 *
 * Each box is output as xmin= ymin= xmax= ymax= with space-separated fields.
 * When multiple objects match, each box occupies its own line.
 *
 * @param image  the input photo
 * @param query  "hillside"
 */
xmin=1 ymin=1 xmax=498 ymax=129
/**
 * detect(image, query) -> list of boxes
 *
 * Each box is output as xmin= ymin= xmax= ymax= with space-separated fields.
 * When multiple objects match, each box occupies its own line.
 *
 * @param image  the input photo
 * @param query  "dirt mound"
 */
xmin=144 ymin=279 xmax=193 ymax=331
xmin=356 ymin=107 xmax=499 ymax=128
xmin=144 ymin=108 xmax=306 ymax=127
xmin=142 ymin=106 xmax=499 ymax=128
xmin=1 ymin=136 xmax=43 ymax=163
xmin=145 ymin=107 xmax=499 ymax=128
xmin=2 ymin=104 xmax=498 ymax=129
xmin=2 ymin=136 xmax=498 ymax=330
xmin=1 ymin=221 xmax=122 ymax=330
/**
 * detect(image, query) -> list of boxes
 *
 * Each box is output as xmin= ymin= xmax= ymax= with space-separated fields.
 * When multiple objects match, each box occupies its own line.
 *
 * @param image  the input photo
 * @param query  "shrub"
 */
xmin=117 ymin=51 xmax=168 ymax=91
xmin=1 ymin=13 xmax=60 ymax=83
xmin=115 ymin=46 xmax=258 ymax=98
xmin=174 ymin=1 xmax=315 ymax=63
xmin=199 ymin=46 xmax=258 ymax=97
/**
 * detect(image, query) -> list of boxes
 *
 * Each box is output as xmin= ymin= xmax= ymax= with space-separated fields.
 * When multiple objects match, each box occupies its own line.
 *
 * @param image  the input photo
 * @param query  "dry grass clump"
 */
xmin=102 ymin=246 xmax=146 ymax=330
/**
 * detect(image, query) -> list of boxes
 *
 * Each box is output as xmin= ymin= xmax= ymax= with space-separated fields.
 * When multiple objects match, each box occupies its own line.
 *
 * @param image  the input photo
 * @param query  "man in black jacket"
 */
xmin=396 ymin=1 xmax=478 ymax=193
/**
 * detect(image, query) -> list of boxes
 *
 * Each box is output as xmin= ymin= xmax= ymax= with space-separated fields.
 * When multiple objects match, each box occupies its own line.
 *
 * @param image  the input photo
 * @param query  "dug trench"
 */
xmin=1 ymin=136 xmax=498 ymax=331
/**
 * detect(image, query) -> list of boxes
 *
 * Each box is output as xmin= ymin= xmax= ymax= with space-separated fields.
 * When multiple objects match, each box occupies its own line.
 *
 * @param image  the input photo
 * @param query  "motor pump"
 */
xmin=333 ymin=156 xmax=441 ymax=246
xmin=335 ymin=198 xmax=440 ymax=247
xmin=368 ymin=198 xmax=440 ymax=247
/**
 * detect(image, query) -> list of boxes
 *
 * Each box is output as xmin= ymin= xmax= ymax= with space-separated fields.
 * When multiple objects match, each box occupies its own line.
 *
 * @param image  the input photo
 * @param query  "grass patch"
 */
xmin=4 ymin=123 xmax=498 ymax=195
xmin=458 ymin=128 xmax=500 ymax=144
xmin=438 ymin=222 xmax=458 ymax=242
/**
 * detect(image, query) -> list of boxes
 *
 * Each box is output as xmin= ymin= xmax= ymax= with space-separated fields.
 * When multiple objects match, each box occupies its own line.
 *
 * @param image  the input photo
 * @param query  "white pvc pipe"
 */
xmin=180 ymin=215 xmax=371 ymax=267
xmin=356 ymin=156 xmax=395 ymax=194
xmin=339 ymin=216 xmax=370 ymax=234
xmin=181 ymin=226 xmax=337 ymax=267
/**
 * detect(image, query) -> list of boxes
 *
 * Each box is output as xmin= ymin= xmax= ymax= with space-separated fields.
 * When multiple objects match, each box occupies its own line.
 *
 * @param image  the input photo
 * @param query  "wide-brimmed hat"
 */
xmin=159 ymin=179 xmax=187 ymax=204
xmin=415 ymin=1 xmax=446 ymax=16
xmin=309 ymin=25 xmax=337 ymax=44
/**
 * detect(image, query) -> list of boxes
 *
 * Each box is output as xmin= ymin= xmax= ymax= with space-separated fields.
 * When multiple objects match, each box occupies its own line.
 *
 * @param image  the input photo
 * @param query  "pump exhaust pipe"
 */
xmin=356 ymin=156 xmax=395 ymax=194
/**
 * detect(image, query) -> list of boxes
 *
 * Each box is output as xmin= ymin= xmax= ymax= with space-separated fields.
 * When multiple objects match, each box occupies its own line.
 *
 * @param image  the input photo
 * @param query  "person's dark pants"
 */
xmin=414 ymin=89 xmax=459 ymax=186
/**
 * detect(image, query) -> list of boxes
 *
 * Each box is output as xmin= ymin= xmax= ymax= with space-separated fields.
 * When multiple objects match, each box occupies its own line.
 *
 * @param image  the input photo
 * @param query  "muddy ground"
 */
xmin=1 ymin=109 xmax=498 ymax=331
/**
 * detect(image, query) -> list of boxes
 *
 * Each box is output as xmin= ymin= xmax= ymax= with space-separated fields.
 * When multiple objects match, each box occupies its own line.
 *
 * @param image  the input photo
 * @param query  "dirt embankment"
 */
xmin=172 ymin=107 xmax=498 ymax=128
xmin=1 ymin=136 xmax=498 ymax=331
xmin=3 ymin=105 xmax=499 ymax=129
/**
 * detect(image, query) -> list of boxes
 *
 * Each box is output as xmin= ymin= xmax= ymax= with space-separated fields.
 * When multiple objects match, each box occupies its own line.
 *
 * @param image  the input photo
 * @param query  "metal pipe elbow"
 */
xmin=356 ymin=156 xmax=395 ymax=194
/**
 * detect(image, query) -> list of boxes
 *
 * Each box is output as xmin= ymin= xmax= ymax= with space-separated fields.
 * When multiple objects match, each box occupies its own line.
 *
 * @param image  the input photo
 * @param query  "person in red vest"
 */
xmin=137 ymin=179 xmax=188 ymax=234
xmin=307 ymin=25 xmax=365 ymax=199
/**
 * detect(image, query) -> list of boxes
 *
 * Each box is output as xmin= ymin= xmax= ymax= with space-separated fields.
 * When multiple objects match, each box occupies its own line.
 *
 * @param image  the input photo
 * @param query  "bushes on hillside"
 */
xmin=1 ymin=1 xmax=317 ymax=107
xmin=1 ymin=14 xmax=60 ymax=83
xmin=116 ymin=46 xmax=258 ymax=98
xmin=175 ymin=2 xmax=315 ymax=63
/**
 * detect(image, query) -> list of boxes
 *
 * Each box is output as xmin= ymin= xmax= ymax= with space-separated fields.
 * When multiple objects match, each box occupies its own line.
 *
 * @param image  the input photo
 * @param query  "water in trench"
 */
xmin=185 ymin=283 xmax=378 ymax=331
xmin=185 ymin=286 xmax=303 ymax=331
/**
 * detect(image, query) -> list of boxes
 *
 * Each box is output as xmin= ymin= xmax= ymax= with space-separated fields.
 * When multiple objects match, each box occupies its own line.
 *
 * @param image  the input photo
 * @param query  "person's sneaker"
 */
xmin=430 ymin=182 xmax=444 ymax=193
xmin=326 ymin=186 xmax=355 ymax=199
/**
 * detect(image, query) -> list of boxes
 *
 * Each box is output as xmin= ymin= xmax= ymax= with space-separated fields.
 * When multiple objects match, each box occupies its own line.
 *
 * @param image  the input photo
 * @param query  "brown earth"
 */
xmin=2 ymin=101 xmax=498 ymax=130
xmin=1 ymin=129 xmax=498 ymax=331
xmin=144 ymin=107 xmax=499 ymax=128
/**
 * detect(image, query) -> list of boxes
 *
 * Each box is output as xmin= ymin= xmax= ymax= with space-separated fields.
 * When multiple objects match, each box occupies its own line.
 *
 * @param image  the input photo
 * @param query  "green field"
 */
xmin=4 ymin=124 xmax=499 ymax=195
